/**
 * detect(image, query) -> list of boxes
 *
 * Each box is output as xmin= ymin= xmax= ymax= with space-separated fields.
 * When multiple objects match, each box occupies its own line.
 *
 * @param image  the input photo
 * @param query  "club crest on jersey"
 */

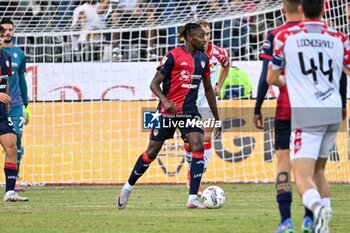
xmin=180 ymin=70 xmax=191 ymax=80
xmin=201 ymin=61 xmax=205 ymax=69
xmin=14 ymin=53 xmax=18 ymax=58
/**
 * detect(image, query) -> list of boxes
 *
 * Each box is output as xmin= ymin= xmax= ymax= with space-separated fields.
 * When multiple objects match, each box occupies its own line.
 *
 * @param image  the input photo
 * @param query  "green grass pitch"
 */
xmin=1 ymin=184 xmax=349 ymax=233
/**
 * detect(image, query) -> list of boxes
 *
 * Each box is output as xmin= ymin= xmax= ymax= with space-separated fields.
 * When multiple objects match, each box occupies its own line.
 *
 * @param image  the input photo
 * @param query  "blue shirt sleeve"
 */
xmin=340 ymin=72 xmax=347 ymax=109
xmin=254 ymin=59 xmax=270 ymax=115
xmin=259 ymin=32 xmax=274 ymax=60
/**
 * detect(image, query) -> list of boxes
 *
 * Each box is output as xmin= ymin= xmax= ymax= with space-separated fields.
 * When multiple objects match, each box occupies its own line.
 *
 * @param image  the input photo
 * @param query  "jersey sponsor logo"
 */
xmin=13 ymin=53 xmax=18 ymax=58
xmin=201 ymin=61 xmax=205 ymax=68
xmin=297 ymin=39 xmax=334 ymax=49
xmin=191 ymin=74 xmax=202 ymax=80
xmin=180 ymin=61 xmax=188 ymax=66
xmin=181 ymin=83 xmax=198 ymax=89
xmin=314 ymin=87 xmax=335 ymax=101
xmin=12 ymin=62 xmax=18 ymax=67
xmin=5 ymin=60 xmax=9 ymax=67
xmin=0 ymin=84 xmax=7 ymax=89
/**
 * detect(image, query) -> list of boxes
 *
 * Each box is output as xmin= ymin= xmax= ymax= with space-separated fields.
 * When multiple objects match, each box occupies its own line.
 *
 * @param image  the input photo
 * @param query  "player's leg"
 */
xmin=182 ymin=136 xmax=192 ymax=188
xmin=183 ymin=125 xmax=212 ymax=195
xmin=117 ymin=126 xmax=174 ymax=209
xmin=117 ymin=139 xmax=165 ymax=209
xmin=1 ymin=130 xmax=28 ymax=202
xmin=314 ymin=158 xmax=330 ymax=206
xmin=274 ymin=120 xmax=294 ymax=233
xmin=203 ymin=125 xmax=213 ymax=174
xmin=290 ymin=127 xmax=325 ymax=230
xmin=9 ymin=106 xmax=25 ymax=192
xmin=312 ymin=124 xmax=339 ymax=232
xmin=313 ymin=158 xmax=332 ymax=233
xmin=184 ymin=131 xmax=205 ymax=208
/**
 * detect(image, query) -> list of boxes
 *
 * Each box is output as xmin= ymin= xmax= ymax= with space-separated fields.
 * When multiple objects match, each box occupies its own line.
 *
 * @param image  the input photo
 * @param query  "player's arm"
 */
xmin=254 ymin=59 xmax=270 ymax=129
xmin=214 ymin=66 xmax=230 ymax=96
xmin=18 ymin=52 xmax=31 ymax=124
xmin=151 ymin=52 xmax=177 ymax=114
xmin=339 ymin=72 xmax=347 ymax=120
xmin=254 ymin=32 xmax=274 ymax=129
xmin=203 ymin=77 xmax=221 ymax=138
xmin=267 ymin=65 xmax=284 ymax=87
xmin=267 ymin=32 xmax=286 ymax=87
xmin=150 ymin=71 xmax=176 ymax=114
xmin=202 ymin=61 xmax=221 ymax=138
xmin=203 ymin=77 xmax=219 ymax=120
xmin=214 ymin=53 xmax=230 ymax=96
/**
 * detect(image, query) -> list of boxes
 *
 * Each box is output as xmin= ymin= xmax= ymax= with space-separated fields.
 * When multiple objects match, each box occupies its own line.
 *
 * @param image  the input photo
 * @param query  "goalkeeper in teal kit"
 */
xmin=1 ymin=19 xmax=31 ymax=192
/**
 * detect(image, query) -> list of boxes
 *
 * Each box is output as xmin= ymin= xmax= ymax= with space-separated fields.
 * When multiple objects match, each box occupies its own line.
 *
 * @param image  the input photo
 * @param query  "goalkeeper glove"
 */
xmin=24 ymin=105 xmax=31 ymax=125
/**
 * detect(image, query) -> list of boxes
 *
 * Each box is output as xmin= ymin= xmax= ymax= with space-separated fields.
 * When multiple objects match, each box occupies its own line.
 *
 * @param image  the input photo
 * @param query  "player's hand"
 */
xmin=0 ymin=93 xmax=11 ymax=104
xmin=214 ymin=126 xmax=222 ymax=139
xmin=163 ymin=99 xmax=177 ymax=114
xmin=24 ymin=105 xmax=31 ymax=125
xmin=342 ymin=108 xmax=347 ymax=121
xmin=213 ymin=85 xmax=221 ymax=96
xmin=254 ymin=114 xmax=264 ymax=129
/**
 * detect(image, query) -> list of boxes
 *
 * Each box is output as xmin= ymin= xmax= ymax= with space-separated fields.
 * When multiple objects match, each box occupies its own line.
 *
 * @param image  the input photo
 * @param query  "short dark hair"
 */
xmin=284 ymin=0 xmax=300 ymax=14
xmin=301 ymin=0 xmax=325 ymax=19
xmin=0 ymin=25 xmax=4 ymax=34
xmin=178 ymin=23 xmax=202 ymax=41
xmin=0 ymin=18 xmax=14 ymax=26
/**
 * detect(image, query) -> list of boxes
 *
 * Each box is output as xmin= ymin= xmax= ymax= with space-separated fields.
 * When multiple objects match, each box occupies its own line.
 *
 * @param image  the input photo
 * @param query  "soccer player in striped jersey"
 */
xmin=117 ymin=23 xmax=221 ymax=209
xmin=0 ymin=25 xmax=28 ymax=202
xmin=1 ymin=18 xmax=30 ymax=192
xmin=255 ymin=1 xmax=347 ymax=232
xmin=255 ymin=1 xmax=312 ymax=232
xmin=183 ymin=19 xmax=230 ymax=195
xmin=267 ymin=0 xmax=350 ymax=232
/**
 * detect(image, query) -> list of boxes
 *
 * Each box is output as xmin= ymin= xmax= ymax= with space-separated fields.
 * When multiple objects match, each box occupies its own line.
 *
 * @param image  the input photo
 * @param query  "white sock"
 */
xmin=124 ymin=182 xmax=133 ymax=191
xmin=302 ymin=188 xmax=322 ymax=216
xmin=204 ymin=149 xmax=211 ymax=170
xmin=321 ymin=197 xmax=331 ymax=207
xmin=188 ymin=194 xmax=198 ymax=202
xmin=183 ymin=143 xmax=192 ymax=165
xmin=204 ymin=142 xmax=211 ymax=171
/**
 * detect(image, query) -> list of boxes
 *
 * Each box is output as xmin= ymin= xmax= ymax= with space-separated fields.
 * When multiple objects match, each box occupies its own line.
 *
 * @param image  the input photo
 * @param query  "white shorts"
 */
xmin=290 ymin=123 xmax=340 ymax=160
xmin=197 ymin=94 xmax=214 ymax=120
xmin=199 ymin=107 xmax=214 ymax=120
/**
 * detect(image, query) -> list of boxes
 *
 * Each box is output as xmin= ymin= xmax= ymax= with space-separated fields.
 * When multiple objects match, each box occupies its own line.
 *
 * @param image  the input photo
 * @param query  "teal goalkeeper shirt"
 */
xmin=2 ymin=46 xmax=28 ymax=107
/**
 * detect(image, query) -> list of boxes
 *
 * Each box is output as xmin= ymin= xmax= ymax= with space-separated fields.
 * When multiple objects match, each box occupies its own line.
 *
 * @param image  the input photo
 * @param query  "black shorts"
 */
xmin=274 ymin=119 xmax=291 ymax=150
xmin=149 ymin=115 xmax=204 ymax=141
xmin=0 ymin=117 xmax=16 ymax=135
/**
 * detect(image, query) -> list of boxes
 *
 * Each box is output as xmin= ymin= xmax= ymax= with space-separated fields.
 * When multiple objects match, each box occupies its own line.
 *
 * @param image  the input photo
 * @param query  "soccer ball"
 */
xmin=201 ymin=186 xmax=225 ymax=209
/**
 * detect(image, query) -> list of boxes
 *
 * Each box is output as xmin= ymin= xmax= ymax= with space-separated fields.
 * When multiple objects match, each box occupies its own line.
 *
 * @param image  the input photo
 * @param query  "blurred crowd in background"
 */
xmin=0 ymin=0 xmax=348 ymax=62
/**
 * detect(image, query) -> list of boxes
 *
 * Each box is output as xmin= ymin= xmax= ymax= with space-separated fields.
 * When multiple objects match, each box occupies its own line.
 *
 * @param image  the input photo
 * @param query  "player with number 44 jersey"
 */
xmin=267 ymin=0 xmax=350 ymax=232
